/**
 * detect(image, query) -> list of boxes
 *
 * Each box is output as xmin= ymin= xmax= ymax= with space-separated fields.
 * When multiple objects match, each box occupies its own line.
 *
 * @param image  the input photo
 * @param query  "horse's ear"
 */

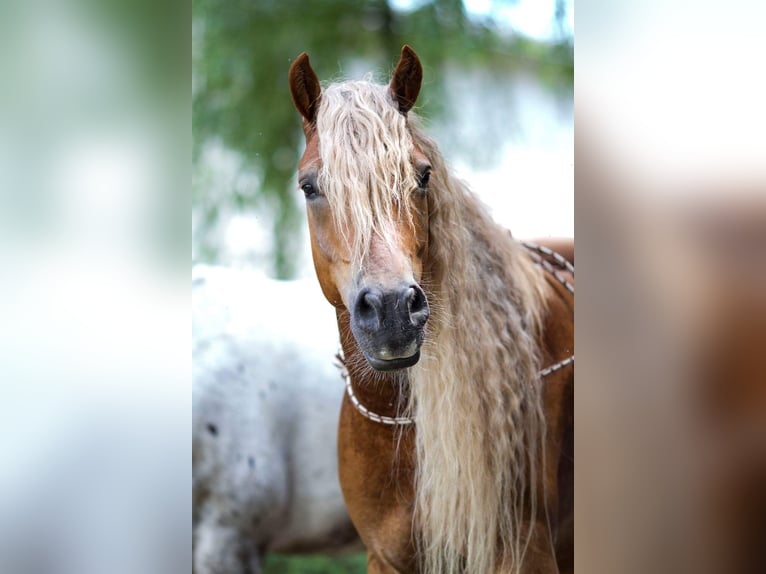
xmin=389 ymin=45 xmax=423 ymax=114
xmin=289 ymin=52 xmax=321 ymax=124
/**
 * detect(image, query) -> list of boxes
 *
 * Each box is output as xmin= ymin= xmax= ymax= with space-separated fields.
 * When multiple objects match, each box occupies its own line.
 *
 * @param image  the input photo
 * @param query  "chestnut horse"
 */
xmin=289 ymin=46 xmax=573 ymax=574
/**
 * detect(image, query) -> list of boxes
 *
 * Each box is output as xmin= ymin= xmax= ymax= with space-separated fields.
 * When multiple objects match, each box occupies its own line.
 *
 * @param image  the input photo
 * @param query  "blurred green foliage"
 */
xmin=263 ymin=552 xmax=367 ymax=574
xmin=192 ymin=0 xmax=572 ymax=277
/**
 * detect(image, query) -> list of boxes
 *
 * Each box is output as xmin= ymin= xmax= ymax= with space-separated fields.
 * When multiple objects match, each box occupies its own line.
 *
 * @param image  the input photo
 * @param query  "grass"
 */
xmin=262 ymin=553 xmax=367 ymax=574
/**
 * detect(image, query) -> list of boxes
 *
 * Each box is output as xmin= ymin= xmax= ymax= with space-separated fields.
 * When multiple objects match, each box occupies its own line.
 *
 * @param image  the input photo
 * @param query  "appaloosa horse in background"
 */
xmin=193 ymin=266 xmax=359 ymax=574
xmin=289 ymin=46 xmax=574 ymax=573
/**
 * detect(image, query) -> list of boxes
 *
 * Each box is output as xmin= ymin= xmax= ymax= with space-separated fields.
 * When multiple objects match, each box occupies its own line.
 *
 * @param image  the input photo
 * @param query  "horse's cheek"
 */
xmin=309 ymin=243 xmax=342 ymax=308
xmin=306 ymin=230 xmax=343 ymax=308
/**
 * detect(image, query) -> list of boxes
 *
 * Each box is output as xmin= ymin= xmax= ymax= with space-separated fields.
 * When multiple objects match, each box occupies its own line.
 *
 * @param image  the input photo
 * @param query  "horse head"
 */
xmin=289 ymin=46 xmax=431 ymax=372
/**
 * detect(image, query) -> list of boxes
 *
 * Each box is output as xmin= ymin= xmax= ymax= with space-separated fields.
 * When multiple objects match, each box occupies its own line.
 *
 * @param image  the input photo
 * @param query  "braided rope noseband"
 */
xmin=339 ymin=241 xmax=574 ymax=426
xmin=343 ymin=374 xmax=415 ymax=426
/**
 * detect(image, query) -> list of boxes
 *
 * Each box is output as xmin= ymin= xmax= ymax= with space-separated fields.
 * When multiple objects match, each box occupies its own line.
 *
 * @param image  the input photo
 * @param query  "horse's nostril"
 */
xmin=360 ymin=293 xmax=374 ymax=313
xmin=365 ymin=291 xmax=383 ymax=311
xmin=407 ymin=284 xmax=429 ymax=326
xmin=408 ymin=286 xmax=425 ymax=312
xmin=355 ymin=288 xmax=383 ymax=330
xmin=405 ymin=287 xmax=416 ymax=308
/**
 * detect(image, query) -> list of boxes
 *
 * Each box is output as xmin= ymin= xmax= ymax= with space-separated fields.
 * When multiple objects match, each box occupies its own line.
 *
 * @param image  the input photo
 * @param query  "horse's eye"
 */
xmin=417 ymin=169 xmax=431 ymax=190
xmin=301 ymin=181 xmax=317 ymax=198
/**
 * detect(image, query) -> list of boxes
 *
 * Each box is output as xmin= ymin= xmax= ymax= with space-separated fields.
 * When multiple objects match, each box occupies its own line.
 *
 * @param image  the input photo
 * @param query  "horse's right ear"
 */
xmin=289 ymin=52 xmax=321 ymax=124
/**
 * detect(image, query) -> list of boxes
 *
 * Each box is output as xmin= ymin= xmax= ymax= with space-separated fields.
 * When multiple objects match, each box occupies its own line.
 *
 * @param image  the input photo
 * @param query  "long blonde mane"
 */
xmin=317 ymin=78 xmax=420 ymax=267
xmin=317 ymin=79 xmax=550 ymax=574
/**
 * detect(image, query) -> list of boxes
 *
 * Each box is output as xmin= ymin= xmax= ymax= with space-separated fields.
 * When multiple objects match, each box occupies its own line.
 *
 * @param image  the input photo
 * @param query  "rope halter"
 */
xmin=339 ymin=241 xmax=574 ymax=426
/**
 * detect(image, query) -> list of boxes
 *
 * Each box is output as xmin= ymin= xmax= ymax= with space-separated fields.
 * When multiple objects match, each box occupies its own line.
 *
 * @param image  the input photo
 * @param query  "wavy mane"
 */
xmin=316 ymin=79 xmax=550 ymax=574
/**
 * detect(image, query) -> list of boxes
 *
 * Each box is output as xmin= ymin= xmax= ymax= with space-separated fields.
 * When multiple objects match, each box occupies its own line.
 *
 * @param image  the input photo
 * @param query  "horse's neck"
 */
xmin=335 ymin=308 xmax=409 ymax=418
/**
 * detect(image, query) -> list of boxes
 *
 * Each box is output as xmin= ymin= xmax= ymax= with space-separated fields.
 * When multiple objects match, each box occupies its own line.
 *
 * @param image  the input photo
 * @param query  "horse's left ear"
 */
xmin=289 ymin=52 xmax=321 ymax=124
xmin=389 ymin=45 xmax=423 ymax=114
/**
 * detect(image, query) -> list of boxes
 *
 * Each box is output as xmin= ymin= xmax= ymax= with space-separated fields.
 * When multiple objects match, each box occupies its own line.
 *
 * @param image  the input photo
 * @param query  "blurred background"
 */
xmin=0 ymin=1 xmax=189 ymax=573
xmin=192 ymin=0 xmax=574 ymax=279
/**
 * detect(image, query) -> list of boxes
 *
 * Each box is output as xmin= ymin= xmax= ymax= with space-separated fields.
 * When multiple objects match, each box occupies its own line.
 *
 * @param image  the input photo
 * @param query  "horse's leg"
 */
xmin=247 ymin=553 xmax=263 ymax=574
xmin=194 ymin=503 xmax=258 ymax=574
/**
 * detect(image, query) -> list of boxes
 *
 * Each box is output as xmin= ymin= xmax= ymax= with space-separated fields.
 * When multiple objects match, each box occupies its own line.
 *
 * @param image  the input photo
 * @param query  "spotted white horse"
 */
xmin=193 ymin=265 xmax=359 ymax=574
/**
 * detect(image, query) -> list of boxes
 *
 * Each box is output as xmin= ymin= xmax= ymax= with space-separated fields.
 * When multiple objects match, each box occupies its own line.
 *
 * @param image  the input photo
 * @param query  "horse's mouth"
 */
xmin=364 ymin=350 xmax=421 ymax=371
